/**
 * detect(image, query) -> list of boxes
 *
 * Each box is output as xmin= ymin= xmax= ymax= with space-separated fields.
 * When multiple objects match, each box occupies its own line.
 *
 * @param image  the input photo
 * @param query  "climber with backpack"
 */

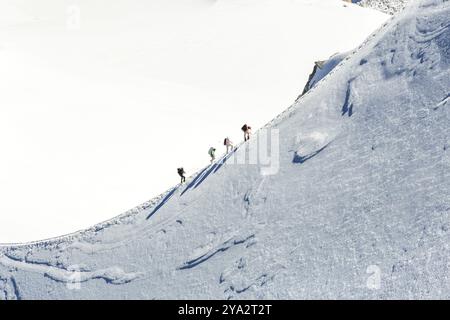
xmin=177 ymin=167 xmax=186 ymax=184
xmin=208 ymin=147 xmax=216 ymax=163
xmin=224 ymin=137 xmax=233 ymax=153
xmin=241 ymin=124 xmax=252 ymax=141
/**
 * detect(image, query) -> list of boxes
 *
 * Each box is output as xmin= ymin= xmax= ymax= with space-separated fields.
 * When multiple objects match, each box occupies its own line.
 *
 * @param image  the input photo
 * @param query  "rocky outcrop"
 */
xmin=301 ymin=52 xmax=348 ymax=96
xmin=354 ymin=0 xmax=409 ymax=15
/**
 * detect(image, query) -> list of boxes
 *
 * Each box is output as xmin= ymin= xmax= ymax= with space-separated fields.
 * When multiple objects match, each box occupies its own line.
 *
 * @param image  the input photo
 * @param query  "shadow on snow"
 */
xmin=292 ymin=143 xmax=330 ymax=164
xmin=146 ymin=187 xmax=178 ymax=220
xmin=148 ymin=148 xmax=238 ymax=220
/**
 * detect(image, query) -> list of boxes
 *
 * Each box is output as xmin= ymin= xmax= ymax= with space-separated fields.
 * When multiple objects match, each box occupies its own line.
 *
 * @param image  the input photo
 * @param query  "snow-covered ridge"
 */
xmin=0 ymin=0 xmax=388 ymax=243
xmin=1 ymin=0 xmax=449 ymax=299
xmin=0 ymin=4 xmax=395 ymax=249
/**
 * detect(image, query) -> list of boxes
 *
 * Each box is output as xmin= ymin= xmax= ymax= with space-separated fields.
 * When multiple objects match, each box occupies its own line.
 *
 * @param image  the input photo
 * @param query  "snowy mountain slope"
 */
xmin=0 ymin=0 xmax=389 ymax=243
xmin=356 ymin=0 xmax=410 ymax=14
xmin=1 ymin=0 xmax=449 ymax=299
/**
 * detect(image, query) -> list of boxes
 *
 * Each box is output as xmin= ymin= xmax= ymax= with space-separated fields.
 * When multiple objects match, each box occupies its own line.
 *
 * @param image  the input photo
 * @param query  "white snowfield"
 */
xmin=1 ymin=0 xmax=449 ymax=299
xmin=0 ymin=0 xmax=388 ymax=243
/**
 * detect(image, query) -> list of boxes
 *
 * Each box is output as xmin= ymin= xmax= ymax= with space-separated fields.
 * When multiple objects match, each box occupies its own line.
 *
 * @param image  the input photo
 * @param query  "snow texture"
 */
xmin=0 ymin=0 xmax=449 ymax=299
xmin=357 ymin=0 xmax=410 ymax=14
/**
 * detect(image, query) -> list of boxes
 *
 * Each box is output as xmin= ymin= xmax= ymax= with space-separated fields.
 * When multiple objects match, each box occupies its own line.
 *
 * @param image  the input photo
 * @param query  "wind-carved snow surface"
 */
xmin=0 ymin=0 xmax=449 ymax=299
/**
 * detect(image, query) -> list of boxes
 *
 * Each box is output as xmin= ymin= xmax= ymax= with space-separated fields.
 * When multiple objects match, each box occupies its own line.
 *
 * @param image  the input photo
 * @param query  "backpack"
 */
xmin=241 ymin=124 xmax=248 ymax=132
xmin=177 ymin=168 xmax=184 ymax=175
